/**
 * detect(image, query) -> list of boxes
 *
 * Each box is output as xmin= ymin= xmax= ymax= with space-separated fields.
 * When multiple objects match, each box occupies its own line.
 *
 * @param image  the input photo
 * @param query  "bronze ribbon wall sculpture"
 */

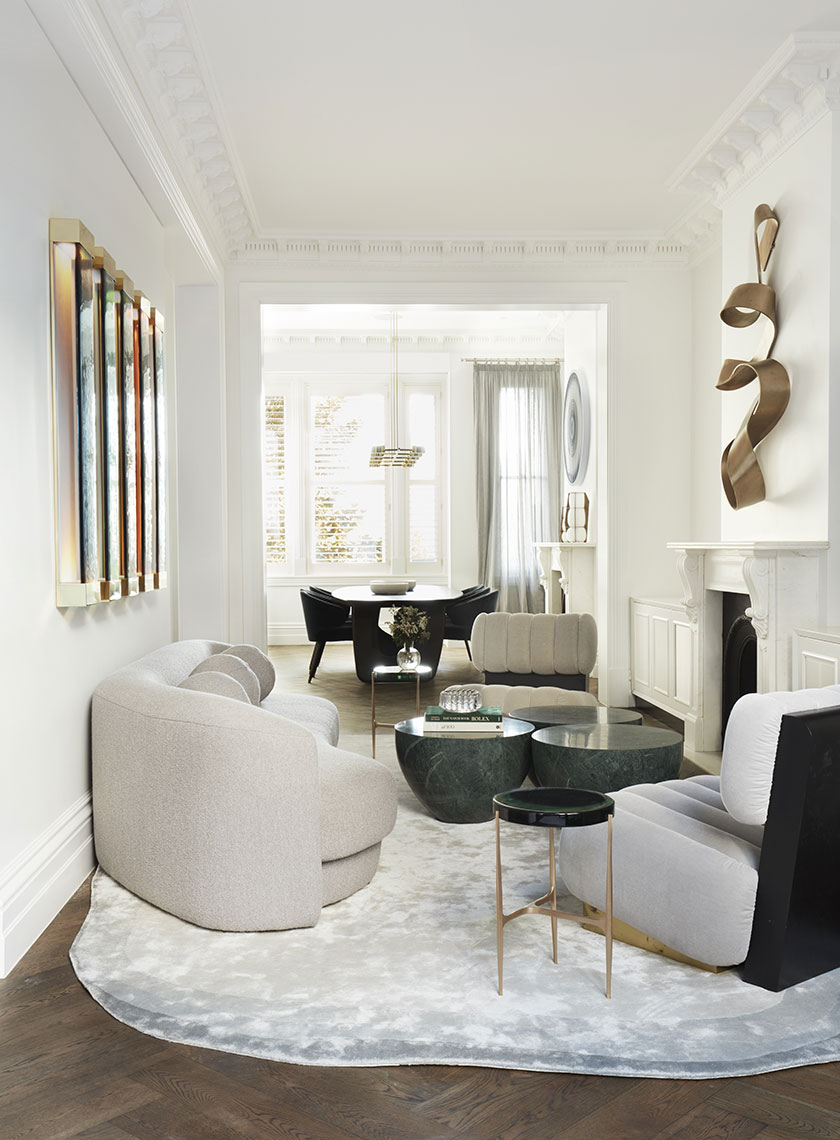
xmin=717 ymin=204 xmax=790 ymax=510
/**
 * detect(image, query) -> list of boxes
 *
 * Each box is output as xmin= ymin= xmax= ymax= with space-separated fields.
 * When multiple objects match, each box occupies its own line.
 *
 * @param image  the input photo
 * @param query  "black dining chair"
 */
xmin=300 ymin=589 xmax=353 ymax=682
xmin=443 ymin=587 xmax=499 ymax=661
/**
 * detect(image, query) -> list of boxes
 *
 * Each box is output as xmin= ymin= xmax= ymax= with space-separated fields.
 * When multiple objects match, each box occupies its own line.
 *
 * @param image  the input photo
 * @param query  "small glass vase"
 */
xmin=396 ymin=643 xmax=421 ymax=671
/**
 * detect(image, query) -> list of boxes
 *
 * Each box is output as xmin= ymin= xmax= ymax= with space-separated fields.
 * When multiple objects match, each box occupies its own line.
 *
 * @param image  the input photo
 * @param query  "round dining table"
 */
xmin=332 ymin=585 xmax=461 ymax=682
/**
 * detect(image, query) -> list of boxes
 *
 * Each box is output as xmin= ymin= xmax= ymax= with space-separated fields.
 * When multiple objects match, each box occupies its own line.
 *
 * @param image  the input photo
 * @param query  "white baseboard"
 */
xmin=0 ymin=793 xmax=95 ymax=978
xmin=268 ymin=622 xmax=307 ymax=645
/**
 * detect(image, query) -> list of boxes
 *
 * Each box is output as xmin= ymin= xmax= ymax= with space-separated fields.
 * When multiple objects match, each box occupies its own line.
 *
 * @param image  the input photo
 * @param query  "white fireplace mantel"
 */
xmin=631 ymin=541 xmax=828 ymax=753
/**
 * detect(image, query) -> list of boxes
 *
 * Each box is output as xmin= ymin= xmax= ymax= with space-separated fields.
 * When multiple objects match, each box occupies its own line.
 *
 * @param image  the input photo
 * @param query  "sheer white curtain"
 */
xmin=474 ymin=363 xmax=564 ymax=612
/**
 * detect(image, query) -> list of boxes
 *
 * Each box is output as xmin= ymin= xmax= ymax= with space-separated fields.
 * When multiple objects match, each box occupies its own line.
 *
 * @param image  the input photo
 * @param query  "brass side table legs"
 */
xmin=370 ymin=665 xmax=430 ymax=758
xmin=495 ymin=810 xmax=613 ymax=998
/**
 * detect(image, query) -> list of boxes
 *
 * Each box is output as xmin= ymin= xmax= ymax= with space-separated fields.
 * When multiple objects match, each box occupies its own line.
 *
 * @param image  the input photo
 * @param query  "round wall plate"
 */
xmin=563 ymin=370 xmax=590 ymax=485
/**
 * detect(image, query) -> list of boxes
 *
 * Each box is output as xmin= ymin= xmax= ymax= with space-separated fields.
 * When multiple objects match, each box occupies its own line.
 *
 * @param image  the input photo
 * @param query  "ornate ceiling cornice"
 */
xmin=263 ymin=331 xmax=565 ymax=351
xmin=73 ymin=0 xmax=696 ymax=269
xmin=71 ymin=7 xmax=839 ymax=269
xmin=237 ymin=235 xmax=690 ymax=267
xmin=94 ymin=0 xmax=257 ymax=256
xmin=668 ymin=32 xmax=840 ymax=206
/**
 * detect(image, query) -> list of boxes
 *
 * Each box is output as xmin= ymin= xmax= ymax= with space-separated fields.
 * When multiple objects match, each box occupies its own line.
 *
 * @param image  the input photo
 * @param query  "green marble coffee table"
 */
xmin=508 ymin=704 xmax=644 ymax=731
xmin=531 ymin=723 xmax=683 ymax=792
xmin=508 ymin=705 xmax=644 ymax=782
xmin=394 ymin=716 xmax=534 ymax=823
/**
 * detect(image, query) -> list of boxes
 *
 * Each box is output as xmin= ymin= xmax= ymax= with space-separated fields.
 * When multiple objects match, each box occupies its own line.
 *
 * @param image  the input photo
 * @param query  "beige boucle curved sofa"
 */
xmin=92 ymin=640 xmax=397 ymax=932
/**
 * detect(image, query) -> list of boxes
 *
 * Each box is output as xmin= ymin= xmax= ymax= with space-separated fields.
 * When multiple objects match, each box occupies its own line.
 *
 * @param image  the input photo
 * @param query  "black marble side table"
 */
xmin=531 ymin=723 xmax=683 ymax=792
xmin=493 ymin=787 xmax=615 ymax=998
xmin=394 ymin=716 xmax=533 ymax=824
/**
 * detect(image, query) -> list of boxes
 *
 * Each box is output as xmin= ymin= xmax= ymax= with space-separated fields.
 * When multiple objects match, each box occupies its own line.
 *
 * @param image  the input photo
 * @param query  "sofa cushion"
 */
xmin=261 ymin=691 xmax=340 ymax=745
xmin=721 ymin=686 xmax=840 ymax=825
xmin=178 ymin=672 xmax=250 ymax=704
xmin=316 ymin=741 xmax=398 ymax=862
xmin=191 ymin=653 xmax=260 ymax=705
xmin=224 ymin=644 xmax=275 ymax=701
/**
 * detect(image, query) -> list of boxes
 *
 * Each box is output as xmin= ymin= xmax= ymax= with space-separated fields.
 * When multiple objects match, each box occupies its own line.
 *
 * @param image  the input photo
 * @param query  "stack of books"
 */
xmin=423 ymin=705 xmax=504 ymax=734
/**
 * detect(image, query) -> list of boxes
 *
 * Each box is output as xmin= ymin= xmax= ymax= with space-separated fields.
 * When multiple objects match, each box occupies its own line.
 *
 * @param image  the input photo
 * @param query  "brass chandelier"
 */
xmin=369 ymin=312 xmax=424 ymax=468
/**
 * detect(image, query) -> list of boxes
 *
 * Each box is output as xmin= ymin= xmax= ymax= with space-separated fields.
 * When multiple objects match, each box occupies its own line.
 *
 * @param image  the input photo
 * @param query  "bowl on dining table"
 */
xmin=370 ymin=579 xmax=410 ymax=595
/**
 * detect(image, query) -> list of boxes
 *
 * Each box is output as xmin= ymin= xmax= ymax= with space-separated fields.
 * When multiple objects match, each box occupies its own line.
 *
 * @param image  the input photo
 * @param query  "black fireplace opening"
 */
xmin=722 ymin=592 xmax=758 ymax=734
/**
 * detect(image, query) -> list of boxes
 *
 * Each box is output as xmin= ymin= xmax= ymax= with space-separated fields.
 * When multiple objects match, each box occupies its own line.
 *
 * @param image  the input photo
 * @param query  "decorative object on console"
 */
xmin=562 ymin=370 xmax=590 ymax=485
xmin=388 ymin=605 xmax=430 ymax=671
xmin=561 ymin=490 xmax=589 ymax=542
xmin=50 ymin=219 xmax=166 ymax=607
xmin=439 ymin=686 xmax=482 ymax=712
xmin=717 ymin=204 xmax=790 ymax=510
xmin=424 ymin=704 xmax=504 ymax=734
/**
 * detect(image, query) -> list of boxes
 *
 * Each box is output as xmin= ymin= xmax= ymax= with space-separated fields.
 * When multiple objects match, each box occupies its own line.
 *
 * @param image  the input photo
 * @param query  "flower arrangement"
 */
xmin=388 ymin=605 xmax=430 ymax=648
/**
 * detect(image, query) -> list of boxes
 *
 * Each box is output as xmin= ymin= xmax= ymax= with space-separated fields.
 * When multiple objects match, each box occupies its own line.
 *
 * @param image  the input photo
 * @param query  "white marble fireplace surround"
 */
xmin=631 ymin=542 xmax=828 ymax=754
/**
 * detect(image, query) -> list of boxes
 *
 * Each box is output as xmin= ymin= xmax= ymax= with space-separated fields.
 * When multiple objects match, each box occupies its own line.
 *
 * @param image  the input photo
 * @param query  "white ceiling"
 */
xmin=184 ymin=0 xmax=840 ymax=236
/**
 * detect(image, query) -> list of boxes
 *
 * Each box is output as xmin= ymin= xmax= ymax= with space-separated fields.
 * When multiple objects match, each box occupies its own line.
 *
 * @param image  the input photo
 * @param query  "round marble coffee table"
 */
xmin=531 ymin=723 xmax=683 ymax=792
xmin=394 ymin=716 xmax=534 ymax=824
xmin=508 ymin=704 xmax=644 ymax=731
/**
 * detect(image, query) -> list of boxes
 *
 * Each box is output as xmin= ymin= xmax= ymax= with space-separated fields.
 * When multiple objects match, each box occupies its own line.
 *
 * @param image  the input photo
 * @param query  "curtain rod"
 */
xmin=461 ymin=357 xmax=563 ymax=365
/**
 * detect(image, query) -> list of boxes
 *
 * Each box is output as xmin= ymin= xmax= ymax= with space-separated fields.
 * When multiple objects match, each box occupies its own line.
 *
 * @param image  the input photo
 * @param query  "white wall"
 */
xmin=0 ymin=0 xmax=175 ymax=975
xmin=174 ymin=285 xmax=228 ymax=641
xmin=720 ymin=116 xmax=833 ymax=542
xmin=690 ymin=242 xmax=724 ymax=541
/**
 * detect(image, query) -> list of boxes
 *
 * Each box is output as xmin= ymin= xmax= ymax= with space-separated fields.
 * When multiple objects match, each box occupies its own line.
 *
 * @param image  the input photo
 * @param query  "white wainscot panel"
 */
xmin=652 ymin=616 xmax=670 ymax=697
xmin=673 ymin=621 xmax=694 ymax=707
xmin=633 ymin=611 xmax=650 ymax=688
xmin=630 ymin=598 xmax=698 ymax=738
xmin=792 ymin=630 xmax=840 ymax=689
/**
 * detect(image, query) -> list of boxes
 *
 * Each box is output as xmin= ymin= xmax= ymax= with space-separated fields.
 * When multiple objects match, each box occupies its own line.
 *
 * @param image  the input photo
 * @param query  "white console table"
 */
xmin=534 ymin=542 xmax=596 ymax=616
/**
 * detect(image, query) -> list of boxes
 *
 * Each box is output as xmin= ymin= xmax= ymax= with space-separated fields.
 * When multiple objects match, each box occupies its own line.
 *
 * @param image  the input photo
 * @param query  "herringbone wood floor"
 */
xmin=2 ymin=644 xmax=839 ymax=1139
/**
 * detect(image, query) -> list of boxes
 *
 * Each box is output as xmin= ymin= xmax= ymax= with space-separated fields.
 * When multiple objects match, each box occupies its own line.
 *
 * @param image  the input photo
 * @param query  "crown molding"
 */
xmin=26 ymin=0 xmax=220 ymax=277
xmin=236 ymin=234 xmax=692 ymax=268
xmin=669 ymin=31 xmax=840 ymax=206
xmin=90 ymin=0 xmax=257 ymax=257
xmin=262 ymin=331 xmax=565 ymax=352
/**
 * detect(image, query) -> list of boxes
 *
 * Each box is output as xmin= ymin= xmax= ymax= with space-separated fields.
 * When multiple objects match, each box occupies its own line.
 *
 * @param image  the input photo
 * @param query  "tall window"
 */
xmin=263 ymin=375 xmax=445 ymax=577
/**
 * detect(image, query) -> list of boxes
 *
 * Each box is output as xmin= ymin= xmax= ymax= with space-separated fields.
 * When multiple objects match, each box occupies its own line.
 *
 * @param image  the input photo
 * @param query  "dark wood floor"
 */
xmin=2 ymin=645 xmax=839 ymax=1140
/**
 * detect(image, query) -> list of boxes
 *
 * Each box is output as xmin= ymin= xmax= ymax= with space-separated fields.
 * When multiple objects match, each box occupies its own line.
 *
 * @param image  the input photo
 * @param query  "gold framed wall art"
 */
xmin=49 ymin=219 xmax=167 ymax=607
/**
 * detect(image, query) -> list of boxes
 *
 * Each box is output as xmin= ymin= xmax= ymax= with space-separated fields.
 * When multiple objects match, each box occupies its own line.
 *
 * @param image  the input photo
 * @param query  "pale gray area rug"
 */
xmin=71 ymin=746 xmax=840 ymax=1078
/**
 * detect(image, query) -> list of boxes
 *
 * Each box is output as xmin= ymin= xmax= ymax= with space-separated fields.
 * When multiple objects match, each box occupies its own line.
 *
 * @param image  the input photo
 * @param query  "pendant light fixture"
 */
xmin=369 ymin=311 xmax=424 ymax=467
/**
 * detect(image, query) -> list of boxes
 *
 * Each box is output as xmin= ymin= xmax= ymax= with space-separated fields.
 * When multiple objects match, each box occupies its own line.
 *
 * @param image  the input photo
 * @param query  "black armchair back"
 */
xmin=443 ymin=587 xmax=499 ymax=660
xmin=300 ymin=589 xmax=352 ymax=682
